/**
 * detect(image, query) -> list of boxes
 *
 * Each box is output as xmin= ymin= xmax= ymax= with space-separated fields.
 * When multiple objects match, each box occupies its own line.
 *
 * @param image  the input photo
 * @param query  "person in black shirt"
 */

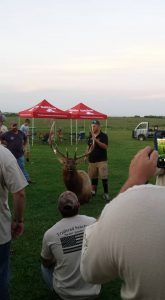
xmin=87 ymin=120 xmax=110 ymax=202
xmin=1 ymin=122 xmax=32 ymax=183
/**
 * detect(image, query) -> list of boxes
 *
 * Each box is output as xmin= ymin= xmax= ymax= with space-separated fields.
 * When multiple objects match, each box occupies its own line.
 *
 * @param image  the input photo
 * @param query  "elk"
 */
xmin=52 ymin=145 xmax=93 ymax=204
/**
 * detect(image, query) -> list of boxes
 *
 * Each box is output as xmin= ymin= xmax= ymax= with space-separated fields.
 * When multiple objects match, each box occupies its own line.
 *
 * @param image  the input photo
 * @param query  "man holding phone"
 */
xmin=80 ymin=147 xmax=165 ymax=300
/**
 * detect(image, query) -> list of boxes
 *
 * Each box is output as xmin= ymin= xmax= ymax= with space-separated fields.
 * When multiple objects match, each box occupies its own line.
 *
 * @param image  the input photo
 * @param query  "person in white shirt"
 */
xmin=80 ymin=146 xmax=165 ymax=300
xmin=0 ymin=144 xmax=28 ymax=300
xmin=41 ymin=191 xmax=101 ymax=300
xmin=20 ymin=119 xmax=30 ymax=162
xmin=0 ymin=114 xmax=8 ymax=138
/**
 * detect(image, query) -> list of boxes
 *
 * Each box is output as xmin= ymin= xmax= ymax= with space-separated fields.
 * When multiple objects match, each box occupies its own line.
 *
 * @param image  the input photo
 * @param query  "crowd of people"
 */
xmin=1 ymin=113 xmax=165 ymax=300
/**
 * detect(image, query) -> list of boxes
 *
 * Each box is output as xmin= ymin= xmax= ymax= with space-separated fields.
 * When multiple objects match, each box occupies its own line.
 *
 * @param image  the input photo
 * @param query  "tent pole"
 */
xmin=76 ymin=119 xmax=78 ymax=144
xmin=105 ymin=119 xmax=108 ymax=133
xmin=83 ymin=119 xmax=85 ymax=131
xmin=71 ymin=119 xmax=72 ymax=145
xmin=54 ymin=120 xmax=56 ymax=142
xmin=32 ymin=118 xmax=34 ymax=146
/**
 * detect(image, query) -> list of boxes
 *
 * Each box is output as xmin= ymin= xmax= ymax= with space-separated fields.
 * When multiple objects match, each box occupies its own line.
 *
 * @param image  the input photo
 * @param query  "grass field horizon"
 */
xmin=7 ymin=116 xmax=161 ymax=300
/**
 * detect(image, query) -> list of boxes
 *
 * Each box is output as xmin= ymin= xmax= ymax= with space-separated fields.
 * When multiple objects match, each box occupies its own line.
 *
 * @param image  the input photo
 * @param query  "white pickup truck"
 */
xmin=132 ymin=122 xmax=158 ymax=141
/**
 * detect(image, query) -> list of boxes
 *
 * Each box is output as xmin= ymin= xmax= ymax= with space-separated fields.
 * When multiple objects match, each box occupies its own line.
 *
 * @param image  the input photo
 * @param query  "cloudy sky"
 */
xmin=0 ymin=0 xmax=165 ymax=116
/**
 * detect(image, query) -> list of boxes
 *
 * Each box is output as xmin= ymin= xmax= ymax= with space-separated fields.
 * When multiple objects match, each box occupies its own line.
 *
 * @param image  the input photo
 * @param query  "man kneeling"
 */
xmin=41 ymin=191 xmax=101 ymax=300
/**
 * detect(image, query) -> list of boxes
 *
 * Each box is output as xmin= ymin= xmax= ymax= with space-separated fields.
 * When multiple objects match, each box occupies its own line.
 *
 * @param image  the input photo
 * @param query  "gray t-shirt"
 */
xmin=0 ymin=145 xmax=28 ymax=244
xmin=41 ymin=214 xmax=101 ymax=300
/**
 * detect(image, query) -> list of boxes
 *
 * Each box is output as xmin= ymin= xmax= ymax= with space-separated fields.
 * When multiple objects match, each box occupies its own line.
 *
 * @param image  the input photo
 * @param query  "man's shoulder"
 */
xmin=1 ymin=125 xmax=8 ymax=130
xmin=18 ymin=129 xmax=24 ymax=134
xmin=45 ymin=219 xmax=64 ymax=233
xmin=0 ymin=144 xmax=10 ymax=155
xmin=78 ymin=214 xmax=96 ymax=224
xmin=111 ymin=185 xmax=165 ymax=212
xmin=2 ymin=130 xmax=10 ymax=137
xmin=20 ymin=124 xmax=28 ymax=131
xmin=20 ymin=124 xmax=25 ymax=130
xmin=18 ymin=129 xmax=26 ymax=137
xmin=0 ymin=145 xmax=15 ymax=164
xmin=43 ymin=224 xmax=59 ymax=239
xmin=100 ymin=131 xmax=107 ymax=137
xmin=121 ymin=184 xmax=164 ymax=195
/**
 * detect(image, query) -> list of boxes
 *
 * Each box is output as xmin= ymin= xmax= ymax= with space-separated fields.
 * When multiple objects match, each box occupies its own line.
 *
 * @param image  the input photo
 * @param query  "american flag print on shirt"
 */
xmin=60 ymin=231 xmax=84 ymax=254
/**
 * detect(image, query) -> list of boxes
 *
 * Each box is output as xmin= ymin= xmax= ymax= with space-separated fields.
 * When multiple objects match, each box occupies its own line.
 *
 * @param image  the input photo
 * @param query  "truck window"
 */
xmin=137 ymin=123 xmax=147 ymax=129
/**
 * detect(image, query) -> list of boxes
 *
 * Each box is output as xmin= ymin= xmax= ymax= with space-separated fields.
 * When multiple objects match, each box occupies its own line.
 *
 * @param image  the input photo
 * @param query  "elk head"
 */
xmin=52 ymin=145 xmax=93 ymax=172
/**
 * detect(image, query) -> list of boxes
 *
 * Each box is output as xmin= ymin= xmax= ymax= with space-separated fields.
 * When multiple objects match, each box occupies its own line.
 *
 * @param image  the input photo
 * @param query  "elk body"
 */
xmin=53 ymin=146 xmax=92 ymax=204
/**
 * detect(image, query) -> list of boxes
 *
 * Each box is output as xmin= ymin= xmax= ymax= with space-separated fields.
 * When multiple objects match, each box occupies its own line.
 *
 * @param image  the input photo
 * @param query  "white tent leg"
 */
xmin=32 ymin=118 xmax=34 ymax=146
xmin=71 ymin=119 xmax=72 ymax=145
xmin=105 ymin=119 xmax=108 ymax=133
xmin=76 ymin=119 xmax=78 ymax=144
xmin=54 ymin=120 xmax=56 ymax=142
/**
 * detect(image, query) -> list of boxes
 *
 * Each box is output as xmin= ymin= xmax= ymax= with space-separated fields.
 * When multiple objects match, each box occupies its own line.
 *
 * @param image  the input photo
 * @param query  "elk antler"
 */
xmin=53 ymin=144 xmax=67 ymax=158
xmin=49 ymin=122 xmax=66 ymax=158
xmin=66 ymin=148 xmax=69 ymax=158
xmin=74 ymin=144 xmax=94 ymax=160
xmin=52 ymin=144 xmax=93 ymax=161
xmin=49 ymin=121 xmax=55 ymax=147
xmin=49 ymin=121 xmax=94 ymax=160
xmin=74 ymin=147 xmax=78 ymax=160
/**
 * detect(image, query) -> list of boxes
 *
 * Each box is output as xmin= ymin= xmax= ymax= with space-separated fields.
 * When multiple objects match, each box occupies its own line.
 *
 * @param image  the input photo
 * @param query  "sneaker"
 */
xmin=103 ymin=193 xmax=110 ymax=202
xmin=91 ymin=190 xmax=96 ymax=197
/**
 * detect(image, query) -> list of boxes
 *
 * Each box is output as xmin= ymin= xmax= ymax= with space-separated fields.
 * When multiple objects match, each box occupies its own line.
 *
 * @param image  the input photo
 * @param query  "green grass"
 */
xmin=9 ymin=116 xmax=157 ymax=300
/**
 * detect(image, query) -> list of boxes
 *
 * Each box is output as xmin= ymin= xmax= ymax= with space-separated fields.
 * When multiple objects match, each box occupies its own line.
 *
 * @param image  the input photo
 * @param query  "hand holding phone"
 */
xmin=154 ymin=131 xmax=165 ymax=168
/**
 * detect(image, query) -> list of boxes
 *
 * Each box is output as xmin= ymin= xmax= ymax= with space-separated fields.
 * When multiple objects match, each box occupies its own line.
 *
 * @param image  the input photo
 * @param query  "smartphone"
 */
xmin=154 ymin=130 xmax=165 ymax=168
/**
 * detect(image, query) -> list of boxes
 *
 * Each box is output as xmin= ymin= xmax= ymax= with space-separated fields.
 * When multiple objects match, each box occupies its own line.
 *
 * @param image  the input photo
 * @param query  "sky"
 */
xmin=0 ymin=0 xmax=165 ymax=116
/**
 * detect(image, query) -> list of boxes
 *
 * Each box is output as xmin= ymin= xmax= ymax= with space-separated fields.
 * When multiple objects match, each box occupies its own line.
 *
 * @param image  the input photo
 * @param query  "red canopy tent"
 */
xmin=65 ymin=102 xmax=107 ymax=119
xmin=18 ymin=99 xmax=71 ymax=145
xmin=65 ymin=102 xmax=108 ymax=144
xmin=19 ymin=99 xmax=70 ymax=119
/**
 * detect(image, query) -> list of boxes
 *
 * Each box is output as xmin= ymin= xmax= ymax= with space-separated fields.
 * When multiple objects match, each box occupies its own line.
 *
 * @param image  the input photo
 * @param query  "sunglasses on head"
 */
xmin=91 ymin=120 xmax=100 ymax=125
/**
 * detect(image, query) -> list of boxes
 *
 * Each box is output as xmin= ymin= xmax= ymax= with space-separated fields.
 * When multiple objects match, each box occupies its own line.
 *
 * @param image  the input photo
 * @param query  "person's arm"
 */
xmin=94 ymin=138 xmax=108 ymax=150
xmin=85 ymin=134 xmax=93 ymax=155
xmin=41 ymin=233 xmax=56 ymax=268
xmin=41 ymin=256 xmax=56 ymax=268
xmin=120 ymin=146 xmax=158 ymax=193
xmin=91 ymin=131 xmax=108 ymax=150
xmin=11 ymin=189 xmax=26 ymax=239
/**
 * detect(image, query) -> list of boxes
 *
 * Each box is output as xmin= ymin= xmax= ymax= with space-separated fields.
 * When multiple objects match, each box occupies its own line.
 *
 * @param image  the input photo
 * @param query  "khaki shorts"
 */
xmin=88 ymin=161 xmax=108 ymax=180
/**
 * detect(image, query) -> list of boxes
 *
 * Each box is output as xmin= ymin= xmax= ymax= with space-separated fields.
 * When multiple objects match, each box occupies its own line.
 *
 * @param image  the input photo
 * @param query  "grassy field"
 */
xmin=8 ymin=116 xmax=159 ymax=300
